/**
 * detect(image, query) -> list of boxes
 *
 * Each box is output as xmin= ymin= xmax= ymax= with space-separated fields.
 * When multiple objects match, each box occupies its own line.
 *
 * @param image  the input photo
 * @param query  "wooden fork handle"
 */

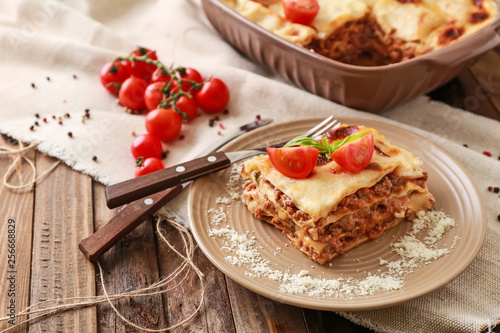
xmin=79 ymin=185 xmax=183 ymax=262
xmin=105 ymin=151 xmax=231 ymax=209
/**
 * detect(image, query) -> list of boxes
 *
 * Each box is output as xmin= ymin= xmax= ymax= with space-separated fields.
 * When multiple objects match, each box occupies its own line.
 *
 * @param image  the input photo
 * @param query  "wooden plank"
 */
xmin=461 ymin=48 xmax=500 ymax=120
xmin=0 ymin=139 xmax=35 ymax=332
xmin=456 ymin=69 xmax=500 ymax=120
xmin=93 ymin=182 xmax=166 ymax=332
xmin=427 ymin=49 xmax=500 ymax=121
xmin=302 ymin=309 xmax=374 ymax=333
xmin=225 ymin=277 xmax=308 ymax=333
xmin=155 ymin=221 xmax=236 ymax=333
xmin=28 ymin=154 xmax=96 ymax=332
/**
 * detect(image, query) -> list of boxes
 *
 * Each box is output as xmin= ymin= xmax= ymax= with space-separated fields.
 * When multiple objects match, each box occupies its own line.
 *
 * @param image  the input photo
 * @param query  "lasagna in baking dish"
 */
xmin=241 ymin=124 xmax=435 ymax=264
xmin=220 ymin=0 xmax=498 ymax=65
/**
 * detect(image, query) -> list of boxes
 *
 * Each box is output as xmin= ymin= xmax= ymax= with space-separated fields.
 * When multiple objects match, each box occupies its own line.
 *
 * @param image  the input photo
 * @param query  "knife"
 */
xmin=79 ymin=118 xmax=272 ymax=262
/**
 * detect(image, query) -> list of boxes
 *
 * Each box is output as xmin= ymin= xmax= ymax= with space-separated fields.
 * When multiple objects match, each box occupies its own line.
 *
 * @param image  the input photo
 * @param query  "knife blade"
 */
xmin=79 ymin=118 xmax=272 ymax=262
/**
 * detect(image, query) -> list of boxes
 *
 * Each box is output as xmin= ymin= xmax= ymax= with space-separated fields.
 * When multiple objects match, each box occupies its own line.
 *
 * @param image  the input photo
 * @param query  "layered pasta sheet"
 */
xmin=241 ymin=125 xmax=435 ymax=264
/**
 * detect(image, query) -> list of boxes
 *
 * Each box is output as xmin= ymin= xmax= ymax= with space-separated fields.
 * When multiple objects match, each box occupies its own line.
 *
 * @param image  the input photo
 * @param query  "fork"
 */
xmin=105 ymin=116 xmax=340 ymax=209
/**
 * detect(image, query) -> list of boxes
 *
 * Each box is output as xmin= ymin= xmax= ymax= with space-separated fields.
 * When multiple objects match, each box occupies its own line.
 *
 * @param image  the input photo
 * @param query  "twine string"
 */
xmin=0 ymin=141 xmax=61 ymax=190
xmin=0 ymin=218 xmax=205 ymax=332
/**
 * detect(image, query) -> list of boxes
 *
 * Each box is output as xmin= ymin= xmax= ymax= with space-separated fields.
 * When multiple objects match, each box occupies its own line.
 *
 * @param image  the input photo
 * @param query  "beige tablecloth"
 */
xmin=1 ymin=1 xmax=499 ymax=332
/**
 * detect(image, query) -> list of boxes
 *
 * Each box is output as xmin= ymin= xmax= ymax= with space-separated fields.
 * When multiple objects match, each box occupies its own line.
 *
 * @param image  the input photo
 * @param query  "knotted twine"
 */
xmin=0 ymin=141 xmax=61 ymax=191
xmin=0 ymin=141 xmax=206 ymax=332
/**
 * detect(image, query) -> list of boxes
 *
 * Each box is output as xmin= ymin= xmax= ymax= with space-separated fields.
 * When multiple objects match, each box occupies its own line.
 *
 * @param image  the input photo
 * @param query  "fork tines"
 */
xmin=311 ymin=118 xmax=340 ymax=138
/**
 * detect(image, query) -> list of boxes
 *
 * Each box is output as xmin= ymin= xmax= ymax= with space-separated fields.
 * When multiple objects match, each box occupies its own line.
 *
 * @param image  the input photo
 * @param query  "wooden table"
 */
xmin=1 ymin=49 xmax=500 ymax=333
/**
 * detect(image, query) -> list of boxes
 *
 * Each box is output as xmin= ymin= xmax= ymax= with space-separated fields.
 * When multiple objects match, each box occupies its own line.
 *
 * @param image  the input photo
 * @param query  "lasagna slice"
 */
xmin=241 ymin=125 xmax=435 ymax=264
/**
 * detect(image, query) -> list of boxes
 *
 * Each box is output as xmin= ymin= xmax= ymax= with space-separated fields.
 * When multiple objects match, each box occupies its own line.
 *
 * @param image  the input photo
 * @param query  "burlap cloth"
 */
xmin=0 ymin=1 xmax=499 ymax=332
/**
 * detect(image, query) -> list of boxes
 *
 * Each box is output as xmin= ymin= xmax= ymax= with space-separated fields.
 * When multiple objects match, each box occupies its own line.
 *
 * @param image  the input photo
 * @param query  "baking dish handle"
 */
xmin=425 ymin=27 xmax=500 ymax=68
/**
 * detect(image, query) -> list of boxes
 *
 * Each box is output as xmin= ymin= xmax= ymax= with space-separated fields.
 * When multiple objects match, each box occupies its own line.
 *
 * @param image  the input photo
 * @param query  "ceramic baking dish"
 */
xmin=202 ymin=0 xmax=500 ymax=112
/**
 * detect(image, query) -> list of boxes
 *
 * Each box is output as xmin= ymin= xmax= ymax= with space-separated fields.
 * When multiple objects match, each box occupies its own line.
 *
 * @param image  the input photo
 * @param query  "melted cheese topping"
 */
xmin=243 ymin=125 xmax=425 ymax=220
xmin=221 ymin=0 xmax=498 ymax=62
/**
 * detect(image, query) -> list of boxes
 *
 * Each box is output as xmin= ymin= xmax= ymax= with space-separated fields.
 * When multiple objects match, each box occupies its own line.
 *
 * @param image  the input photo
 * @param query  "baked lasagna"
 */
xmin=221 ymin=0 xmax=498 ymax=65
xmin=241 ymin=125 xmax=435 ymax=264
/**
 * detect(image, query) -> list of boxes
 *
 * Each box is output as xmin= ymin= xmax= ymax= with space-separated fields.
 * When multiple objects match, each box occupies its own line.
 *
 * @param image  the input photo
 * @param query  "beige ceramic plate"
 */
xmin=188 ymin=117 xmax=486 ymax=311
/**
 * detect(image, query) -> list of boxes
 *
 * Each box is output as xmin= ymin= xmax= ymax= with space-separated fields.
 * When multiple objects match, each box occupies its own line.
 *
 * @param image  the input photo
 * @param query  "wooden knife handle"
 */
xmin=105 ymin=151 xmax=231 ymax=209
xmin=79 ymin=185 xmax=184 ymax=262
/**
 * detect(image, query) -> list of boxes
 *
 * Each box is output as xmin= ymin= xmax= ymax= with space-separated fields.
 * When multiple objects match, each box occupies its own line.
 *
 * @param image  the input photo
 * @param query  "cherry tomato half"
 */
xmin=330 ymin=134 xmax=374 ymax=172
xmin=195 ymin=78 xmax=230 ymax=113
xmin=130 ymin=134 xmax=163 ymax=160
xmin=175 ymin=95 xmax=198 ymax=122
xmin=267 ymin=146 xmax=319 ymax=179
xmin=99 ymin=60 xmax=131 ymax=95
xmin=135 ymin=157 xmax=165 ymax=178
xmin=128 ymin=47 xmax=158 ymax=82
xmin=175 ymin=67 xmax=203 ymax=93
xmin=282 ymin=0 xmax=319 ymax=26
xmin=145 ymin=108 xmax=183 ymax=142
xmin=119 ymin=76 xmax=148 ymax=110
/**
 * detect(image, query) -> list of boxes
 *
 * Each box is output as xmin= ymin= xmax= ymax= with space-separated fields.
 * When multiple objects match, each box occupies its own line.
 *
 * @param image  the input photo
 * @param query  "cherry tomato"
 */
xmin=175 ymin=95 xmax=198 ymax=122
xmin=128 ymin=47 xmax=158 ymax=81
xmin=330 ymin=134 xmax=374 ymax=172
xmin=99 ymin=60 xmax=131 ymax=95
xmin=195 ymin=78 xmax=230 ymax=113
xmin=150 ymin=68 xmax=172 ymax=83
xmin=175 ymin=67 xmax=203 ymax=93
xmin=144 ymin=81 xmax=183 ymax=111
xmin=144 ymin=82 xmax=166 ymax=111
xmin=267 ymin=147 xmax=319 ymax=179
xmin=130 ymin=134 xmax=163 ymax=160
xmin=135 ymin=157 xmax=165 ymax=177
xmin=145 ymin=108 xmax=183 ymax=142
xmin=282 ymin=0 xmax=319 ymax=26
xmin=119 ymin=76 xmax=148 ymax=110
xmin=167 ymin=80 xmax=180 ymax=94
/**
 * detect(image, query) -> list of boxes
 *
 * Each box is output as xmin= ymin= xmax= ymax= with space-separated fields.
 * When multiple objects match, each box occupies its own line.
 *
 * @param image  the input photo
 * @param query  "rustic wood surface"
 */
xmin=1 ymin=50 xmax=500 ymax=333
